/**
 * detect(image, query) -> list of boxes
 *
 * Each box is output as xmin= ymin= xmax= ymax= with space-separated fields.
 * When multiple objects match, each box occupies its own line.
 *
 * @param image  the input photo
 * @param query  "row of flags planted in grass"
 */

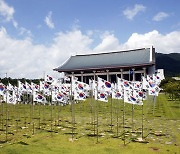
xmin=0 ymin=74 xmax=162 ymax=105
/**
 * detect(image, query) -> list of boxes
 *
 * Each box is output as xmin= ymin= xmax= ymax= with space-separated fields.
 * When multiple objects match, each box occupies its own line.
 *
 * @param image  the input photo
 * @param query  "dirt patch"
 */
xmin=149 ymin=147 xmax=160 ymax=151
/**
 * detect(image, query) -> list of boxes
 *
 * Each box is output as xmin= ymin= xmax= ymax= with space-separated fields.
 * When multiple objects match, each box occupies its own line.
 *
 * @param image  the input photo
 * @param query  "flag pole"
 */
xmin=16 ymin=86 xmax=20 ymax=132
xmin=58 ymin=101 xmax=60 ymax=126
xmin=24 ymin=85 xmax=27 ymax=127
xmin=54 ymin=102 xmax=57 ymax=128
xmin=0 ymin=91 xmax=1 ymax=129
xmin=50 ymin=88 xmax=53 ymax=135
xmin=30 ymin=80 xmax=32 ymax=125
xmin=38 ymin=102 xmax=41 ymax=129
xmin=93 ymin=72 xmax=96 ymax=136
xmin=110 ymin=94 xmax=113 ymax=132
xmin=5 ymin=73 xmax=8 ymax=141
xmin=0 ymin=95 xmax=2 ymax=130
xmin=132 ymin=104 xmax=134 ymax=132
xmin=116 ymin=98 xmax=120 ymax=137
xmin=93 ymin=88 xmax=96 ymax=136
xmin=1 ymin=94 xmax=4 ymax=130
xmin=32 ymin=90 xmax=35 ymax=135
xmin=129 ymin=69 xmax=134 ymax=133
xmin=71 ymin=75 xmax=73 ymax=140
xmin=42 ymin=71 xmax=46 ymax=129
xmin=123 ymin=97 xmax=125 ymax=146
xmin=153 ymin=95 xmax=156 ymax=115
xmin=43 ymin=102 xmax=45 ymax=128
xmin=142 ymin=103 xmax=144 ymax=139
xmin=96 ymin=80 xmax=99 ymax=143
xmin=71 ymin=73 xmax=75 ymax=141
xmin=90 ymin=78 xmax=94 ymax=130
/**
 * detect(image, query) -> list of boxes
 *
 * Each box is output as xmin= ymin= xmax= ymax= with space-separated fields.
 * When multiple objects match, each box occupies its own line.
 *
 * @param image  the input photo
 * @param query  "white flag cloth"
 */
xmin=7 ymin=83 xmax=14 ymax=91
xmin=117 ymin=78 xmax=124 ymax=91
xmin=133 ymin=81 xmax=142 ymax=90
xmin=148 ymin=85 xmax=160 ymax=96
xmin=147 ymin=75 xmax=154 ymax=82
xmin=123 ymin=80 xmax=133 ymax=90
xmin=13 ymin=89 xmax=21 ymax=102
xmin=52 ymin=85 xmax=59 ymax=92
xmin=0 ymin=83 xmax=6 ymax=96
xmin=124 ymin=89 xmax=143 ymax=105
xmin=142 ymin=77 xmax=150 ymax=90
xmin=31 ymin=82 xmax=40 ymax=92
xmin=112 ymin=89 xmax=123 ymax=100
xmin=40 ymin=81 xmax=51 ymax=95
xmin=3 ymin=91 xmax=16 ymax=104
xmin=95 ymin=89 xmax=108 ymax=102
xmin=39 ymin=81 xmax=44 ymax=91
xmin=72 ymin=80 xmax=89 ymax=93
xmin=133 ymin=89 xmax=144 ymax=100
xmin=25 ymin=82 xmax=32 ymax=94
xmin=89 ymin=79 xmax=96 ymax=90
xmin=71 ymin=76 xmax=78 ymax=87
xmin=147 ymin=75 xmax=160 ymax=96
xmin=98 ymin=77 xmax=112 ymax=92
xmin=60 ymin=84 xmax=70 ymax=95
xmin=153 ymin=74 xmax=161 ymax=85
xmin=89 ymin=79 xmax=97 ymax=96
xmin=45 ymin=75 xmax=54 ymax=84
xmin=52 ymin=91 xmax=67 ymax=103
xmin=18 ymin=81 xmax=26 ymax=93
xmin=33 ymin=92 xmax=46 ymax=103
xmin=74 ymin=91 xmax=86 ymax=101
xmin=72 ymin=80 xmax=89 ymax=100
xmin=64 ymin=76 xmax=70 ymax=81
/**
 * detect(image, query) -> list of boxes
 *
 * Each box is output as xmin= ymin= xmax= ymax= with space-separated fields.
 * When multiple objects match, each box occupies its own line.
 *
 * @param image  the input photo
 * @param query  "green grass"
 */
xmin=0 ymin=93 xmax=179 ymax=154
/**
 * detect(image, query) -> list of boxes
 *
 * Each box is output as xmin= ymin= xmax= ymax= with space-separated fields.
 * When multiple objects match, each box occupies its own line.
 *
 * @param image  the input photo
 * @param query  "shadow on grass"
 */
xmin=17 ymin=141 xmax=29 ymax=145
xmin=0 ymin=140 xmax=7 ymax=144
xmin=170 ymin=106 xmax=180 ymax=109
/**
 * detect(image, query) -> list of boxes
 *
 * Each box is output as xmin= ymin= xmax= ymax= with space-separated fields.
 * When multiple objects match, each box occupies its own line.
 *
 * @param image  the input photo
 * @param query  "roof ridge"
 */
xmin=75 ymin=48 xmax=148 ymax=57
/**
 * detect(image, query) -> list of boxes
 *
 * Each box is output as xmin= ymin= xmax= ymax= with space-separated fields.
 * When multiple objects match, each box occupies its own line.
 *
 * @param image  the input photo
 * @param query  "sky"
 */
xmin=0 ymin=0 xmax=180 ymax=78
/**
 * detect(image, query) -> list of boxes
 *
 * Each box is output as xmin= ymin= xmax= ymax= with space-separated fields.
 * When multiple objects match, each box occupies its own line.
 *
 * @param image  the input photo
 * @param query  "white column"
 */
xmin=120 ymin=69 xmax=123 ymax=79
xmin=116 ymin=74 xmax=118 ymax=83
xmin=132 ymin=68 xmax=135 ymax=81
xmin=93 ymin=71 xmax=96 ymax=81
xmin=71 ymin=72 xmax=74 ymax=80
xmin=106 ymin=70 xmax=109 ymax=81
xmin=143 ymin=67 xmax=147 ymax=77
xmin=81 ymin=71 xmax=83 ymax=82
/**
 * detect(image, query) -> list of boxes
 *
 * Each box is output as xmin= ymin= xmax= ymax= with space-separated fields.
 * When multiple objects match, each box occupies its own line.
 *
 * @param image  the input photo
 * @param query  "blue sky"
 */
xmin=0 ymin=0 xmax=180 ymax=78
xmin=5 ymin=0 xmax=180 ymax=44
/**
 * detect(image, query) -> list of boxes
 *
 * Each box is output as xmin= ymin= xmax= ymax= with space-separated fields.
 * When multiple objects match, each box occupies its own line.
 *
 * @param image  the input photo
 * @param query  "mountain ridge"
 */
xmin=155 ymin=53 xmax=180 ymax=77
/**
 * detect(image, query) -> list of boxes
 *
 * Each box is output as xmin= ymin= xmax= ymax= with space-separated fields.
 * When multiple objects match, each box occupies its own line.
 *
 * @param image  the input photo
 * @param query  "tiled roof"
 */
xmin=54 ymin=48 xmax=155 ymax=72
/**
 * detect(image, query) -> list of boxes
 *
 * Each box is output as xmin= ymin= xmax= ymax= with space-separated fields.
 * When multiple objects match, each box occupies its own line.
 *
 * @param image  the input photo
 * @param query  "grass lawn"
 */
xmin=0 ymin=93 xmax=179 ymax=154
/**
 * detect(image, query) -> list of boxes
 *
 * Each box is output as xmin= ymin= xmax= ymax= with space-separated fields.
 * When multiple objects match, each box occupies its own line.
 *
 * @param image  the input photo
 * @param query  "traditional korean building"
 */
xmin=54 ymin=47 xmax=156 ymax=83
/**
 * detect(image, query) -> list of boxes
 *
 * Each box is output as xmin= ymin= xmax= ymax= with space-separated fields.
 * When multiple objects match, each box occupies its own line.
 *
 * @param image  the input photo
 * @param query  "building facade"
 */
xmin=54 ymin=47 xmax=156 ymax=83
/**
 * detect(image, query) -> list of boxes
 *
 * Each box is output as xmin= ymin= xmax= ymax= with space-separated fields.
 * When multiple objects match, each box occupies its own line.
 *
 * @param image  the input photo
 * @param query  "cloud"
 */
xmin=19 ymin=27 xmax=32 ymax=37
xmin=12 ymin=20 xmax=18 ymax=28
xmin=93 ymin=31 xmax=120 ymax=52
xmin=123 ymin=4 xmax=146 ymax=20
xmin=0 ymin=27 xmax=92 ymax=78
xmin=0 ymin=0 xmax=14 ymax=21
xmin=122 ymin=30 xmax=180 ymax=54
xmin=44 ymin=11 xmax=55 ymax=29
xmin=0 ymin=0 xmax=18 ymax=29
xmin=153 ymin=12 xmax=169 ymax=21
xmin=0 ymin=0 xmax=32 ymax=38
xmin=0 ymin=27 xmax=179 ymax=78
xmin=96 ymin=30 xmax=180 ymax=54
